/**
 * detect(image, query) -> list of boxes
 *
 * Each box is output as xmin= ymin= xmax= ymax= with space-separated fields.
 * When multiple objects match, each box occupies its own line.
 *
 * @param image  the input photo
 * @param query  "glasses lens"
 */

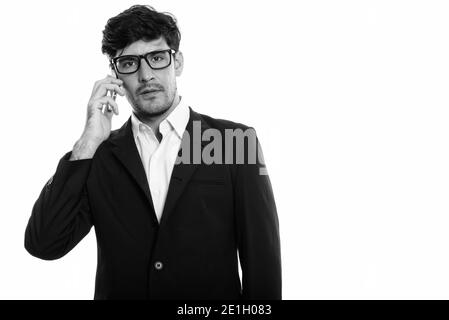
xmin=146 ymin=50 xmax=171 ymax=69
xmin=116 ymin=56 xmax=139 ymax=73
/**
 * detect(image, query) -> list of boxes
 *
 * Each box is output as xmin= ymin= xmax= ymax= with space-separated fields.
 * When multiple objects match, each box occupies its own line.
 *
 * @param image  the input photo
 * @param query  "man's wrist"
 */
xmin=69 ymin=137 xmax=102 ymax=161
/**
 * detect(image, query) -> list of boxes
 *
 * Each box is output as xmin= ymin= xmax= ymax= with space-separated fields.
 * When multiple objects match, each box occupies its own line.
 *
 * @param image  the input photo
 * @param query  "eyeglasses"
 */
xmin=110 ymin=48 xmax=176 ymax=74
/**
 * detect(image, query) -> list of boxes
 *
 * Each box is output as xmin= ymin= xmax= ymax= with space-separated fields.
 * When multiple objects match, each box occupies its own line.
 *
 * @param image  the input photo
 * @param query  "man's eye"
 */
xmin=123 ymin=61 xmax=135 ymax=67
xmin=152 ymin=55 xmax=165 ymax=62
xmin=119 ymin=60 xmax=136 ymax=68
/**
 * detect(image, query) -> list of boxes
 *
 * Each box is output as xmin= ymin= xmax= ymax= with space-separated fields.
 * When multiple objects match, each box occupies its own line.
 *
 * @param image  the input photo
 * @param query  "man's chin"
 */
xmin=147 ymin=108 xmax=169 ymax=117
xmin=133 ymin=93 xmax=176 ymax=118
xmin=138 ymin=104 xmax=171 ymax=118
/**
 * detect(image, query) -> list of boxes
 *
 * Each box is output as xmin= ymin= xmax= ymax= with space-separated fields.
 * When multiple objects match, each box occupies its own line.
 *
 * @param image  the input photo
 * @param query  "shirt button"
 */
xmin=154 ymin=261 xmax=163 ymax=270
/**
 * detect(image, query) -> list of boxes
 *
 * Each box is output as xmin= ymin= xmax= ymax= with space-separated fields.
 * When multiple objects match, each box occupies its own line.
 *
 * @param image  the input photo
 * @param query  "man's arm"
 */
xmin=25 ymin=151 xmax=94 ymax=260
xmin=25 ymin=75 xmax=124 ymax=260
xmin=234 ymin=130 xmax=282 ymax=299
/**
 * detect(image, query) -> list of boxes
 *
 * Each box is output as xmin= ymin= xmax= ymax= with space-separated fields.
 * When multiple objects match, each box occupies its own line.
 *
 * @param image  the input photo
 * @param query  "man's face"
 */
xmin=113 ymin=37 xmax=183 ymax=118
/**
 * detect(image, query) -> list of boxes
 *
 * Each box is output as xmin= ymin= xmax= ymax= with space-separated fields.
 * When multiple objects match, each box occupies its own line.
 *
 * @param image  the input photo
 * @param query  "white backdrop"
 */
xmin=1 ymin=0 xmax=449 ymax=299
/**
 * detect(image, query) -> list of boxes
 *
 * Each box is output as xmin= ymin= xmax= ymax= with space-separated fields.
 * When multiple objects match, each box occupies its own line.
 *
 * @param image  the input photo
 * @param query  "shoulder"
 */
xmin=195 ymin=110 xmax=255 ymax=132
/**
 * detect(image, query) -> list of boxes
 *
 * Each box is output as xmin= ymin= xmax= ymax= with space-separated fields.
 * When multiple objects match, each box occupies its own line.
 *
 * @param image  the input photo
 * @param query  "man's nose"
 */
xmin=138 ymin=57 xmax=156 ymax=82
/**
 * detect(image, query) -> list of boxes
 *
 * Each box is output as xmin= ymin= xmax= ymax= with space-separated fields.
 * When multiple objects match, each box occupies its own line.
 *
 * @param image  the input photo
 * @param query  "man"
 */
xmin=25 ymin=5 xmax=281 ymax=300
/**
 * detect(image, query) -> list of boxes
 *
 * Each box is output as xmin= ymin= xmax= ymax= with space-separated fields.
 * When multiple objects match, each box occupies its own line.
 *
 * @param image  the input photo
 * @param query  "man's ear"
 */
xmin=174 ymin=51 xmax=184 ymax=76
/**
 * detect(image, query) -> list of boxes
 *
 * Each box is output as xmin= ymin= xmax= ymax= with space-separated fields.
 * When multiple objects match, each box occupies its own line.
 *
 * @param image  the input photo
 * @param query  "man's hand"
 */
xmin=70 ymin=75 xmax=125 ymax=161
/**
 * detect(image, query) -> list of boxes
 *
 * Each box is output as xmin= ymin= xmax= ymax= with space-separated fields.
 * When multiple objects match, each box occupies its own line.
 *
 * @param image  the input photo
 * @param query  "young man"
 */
xmin=25 ymin=5 xmax=281 ymax=300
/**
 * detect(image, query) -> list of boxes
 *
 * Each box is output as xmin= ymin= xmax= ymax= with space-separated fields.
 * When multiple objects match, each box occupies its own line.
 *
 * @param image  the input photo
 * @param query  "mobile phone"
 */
xmin=104 ymin=71 xmax=119 ymax=113
xmin=107 ymin=90 xmax=117 ymax=112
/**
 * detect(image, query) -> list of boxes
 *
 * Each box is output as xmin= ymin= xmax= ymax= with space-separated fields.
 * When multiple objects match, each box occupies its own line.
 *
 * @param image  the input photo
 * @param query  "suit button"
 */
xmin=154 ymin=261 xmax=163 ymax=270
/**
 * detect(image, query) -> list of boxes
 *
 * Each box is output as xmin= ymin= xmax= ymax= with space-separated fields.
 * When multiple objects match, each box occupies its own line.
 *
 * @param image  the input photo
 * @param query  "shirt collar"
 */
xmin=131 ymin=96 xmax=190 ymax=140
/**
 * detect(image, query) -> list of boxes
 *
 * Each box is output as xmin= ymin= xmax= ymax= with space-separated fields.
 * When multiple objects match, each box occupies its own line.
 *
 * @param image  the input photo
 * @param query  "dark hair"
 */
xmin=101 ymin=5 xmax=181 ymax=59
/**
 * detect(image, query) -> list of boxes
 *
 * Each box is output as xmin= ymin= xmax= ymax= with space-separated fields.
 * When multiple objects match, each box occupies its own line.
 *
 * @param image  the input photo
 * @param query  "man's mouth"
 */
xmin=139 ymin=88 xmax=162 ymax=95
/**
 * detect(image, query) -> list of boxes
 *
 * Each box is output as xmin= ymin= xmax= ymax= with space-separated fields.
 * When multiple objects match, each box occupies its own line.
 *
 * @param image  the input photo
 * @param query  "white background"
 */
xmin=1 ymin=0 xmax=449 ymax=299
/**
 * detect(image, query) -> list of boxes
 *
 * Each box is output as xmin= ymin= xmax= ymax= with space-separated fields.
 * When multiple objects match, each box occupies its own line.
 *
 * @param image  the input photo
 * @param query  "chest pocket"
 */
xmin=189 ymin=164 xmax=227 ymax=188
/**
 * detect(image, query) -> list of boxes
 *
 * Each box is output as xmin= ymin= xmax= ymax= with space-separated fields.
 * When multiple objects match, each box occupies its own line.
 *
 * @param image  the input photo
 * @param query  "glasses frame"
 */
xmin=110 ymin=48 xmax=177 ymax=74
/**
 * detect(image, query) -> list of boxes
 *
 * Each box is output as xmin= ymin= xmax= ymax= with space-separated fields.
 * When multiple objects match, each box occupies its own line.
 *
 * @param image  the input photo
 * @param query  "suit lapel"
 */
xmin=109 ymin=118 xmax=158 ymax=223
xmin=159 ymin=107 xmax=209 ymax=227
xmin=108 ymin=107 xmax=209 ymax=226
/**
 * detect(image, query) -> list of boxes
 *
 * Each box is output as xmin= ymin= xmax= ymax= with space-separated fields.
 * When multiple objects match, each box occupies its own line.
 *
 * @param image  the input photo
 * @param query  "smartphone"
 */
xmin=104 ymin=71 xmax=119 ymax=113
xmin=106 ymin=90 xmax=117 ymax=112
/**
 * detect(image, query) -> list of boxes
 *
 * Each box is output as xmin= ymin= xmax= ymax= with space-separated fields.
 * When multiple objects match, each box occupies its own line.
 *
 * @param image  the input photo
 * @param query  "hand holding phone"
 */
xmin=70 ymin=75 xmax=124 ymax=160
xmin=83 ymin=74 xmax=124 ymax=140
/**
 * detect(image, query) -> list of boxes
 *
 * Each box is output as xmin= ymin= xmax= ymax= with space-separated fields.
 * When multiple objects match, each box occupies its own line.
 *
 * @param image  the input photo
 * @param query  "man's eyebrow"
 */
xmin=117 ymin=48 xmax=171 ymax=57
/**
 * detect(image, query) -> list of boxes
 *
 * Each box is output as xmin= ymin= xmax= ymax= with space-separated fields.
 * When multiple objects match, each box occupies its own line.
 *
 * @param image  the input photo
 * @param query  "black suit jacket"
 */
xmin=25 ymin=107 xmax=281 ymax=300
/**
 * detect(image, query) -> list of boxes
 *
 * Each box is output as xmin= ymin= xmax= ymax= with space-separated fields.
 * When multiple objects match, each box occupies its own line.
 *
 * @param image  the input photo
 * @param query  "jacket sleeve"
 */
xmin=25 ymin=151 xmax=93 ymax=260
xmin=233 ymin=129 xmax=282 ymax=299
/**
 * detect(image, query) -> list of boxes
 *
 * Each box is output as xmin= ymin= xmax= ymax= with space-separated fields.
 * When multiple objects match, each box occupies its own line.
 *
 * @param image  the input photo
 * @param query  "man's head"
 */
xmin=101 ymin=5 xmax=183 ymax=120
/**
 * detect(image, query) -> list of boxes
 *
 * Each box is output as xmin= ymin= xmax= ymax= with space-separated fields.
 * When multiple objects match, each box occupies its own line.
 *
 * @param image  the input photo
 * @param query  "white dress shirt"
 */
xmin=131 ymin=97 xmax=190 ymax=223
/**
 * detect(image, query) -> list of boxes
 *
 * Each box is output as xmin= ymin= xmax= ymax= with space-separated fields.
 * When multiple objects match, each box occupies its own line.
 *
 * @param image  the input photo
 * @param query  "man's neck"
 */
xmin=139 ymin=94 xmax=181 ymax=135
